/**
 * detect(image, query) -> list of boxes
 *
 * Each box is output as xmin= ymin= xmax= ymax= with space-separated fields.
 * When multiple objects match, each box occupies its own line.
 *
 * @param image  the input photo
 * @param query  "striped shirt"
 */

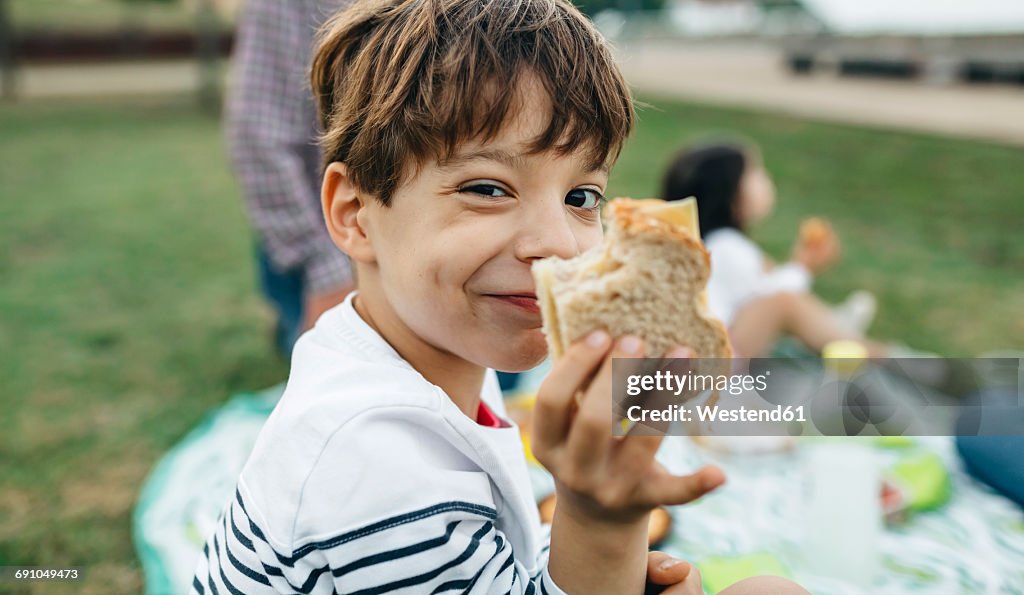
xmin=226 ymin=0 xmax=353 ymax=294
xmin=190 ymin=293 xmax=568 ymax=594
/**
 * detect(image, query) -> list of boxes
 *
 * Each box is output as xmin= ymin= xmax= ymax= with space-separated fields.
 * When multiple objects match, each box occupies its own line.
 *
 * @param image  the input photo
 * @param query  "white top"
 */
xmin=705 ymin=228 xmax=812 ymax=326
xmin=190 ymin=293 xmax=567 ymax=594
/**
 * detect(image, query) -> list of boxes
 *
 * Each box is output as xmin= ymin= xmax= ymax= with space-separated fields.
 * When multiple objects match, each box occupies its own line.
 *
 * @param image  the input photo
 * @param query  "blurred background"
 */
xmin=1 ymin=0 xmax=1022 ymax=593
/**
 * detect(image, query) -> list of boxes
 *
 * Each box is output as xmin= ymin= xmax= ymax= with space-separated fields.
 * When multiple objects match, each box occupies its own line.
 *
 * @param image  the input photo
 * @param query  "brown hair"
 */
xmin=311 ymin=0 xmax=635 ymax=205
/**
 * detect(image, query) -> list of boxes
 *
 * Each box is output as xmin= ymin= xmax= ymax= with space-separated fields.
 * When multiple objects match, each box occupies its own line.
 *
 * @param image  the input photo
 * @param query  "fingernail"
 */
xmin=702 ymin=467 xmax=726 ymax=490
xmin=618 ymin=335 xmax=642 ymax=354
xmin=659 ymin=558 xmax=683 ymax=571
xmin=667 ymin=347 xmax=693 ymax=359
xmin=586 ymin=330 xmax=609 ymax=348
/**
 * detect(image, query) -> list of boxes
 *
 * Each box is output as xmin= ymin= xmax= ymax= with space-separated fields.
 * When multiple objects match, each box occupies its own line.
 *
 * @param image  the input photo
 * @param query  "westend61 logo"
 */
xmin=611 ymin=357 xmax=1023 ymax=437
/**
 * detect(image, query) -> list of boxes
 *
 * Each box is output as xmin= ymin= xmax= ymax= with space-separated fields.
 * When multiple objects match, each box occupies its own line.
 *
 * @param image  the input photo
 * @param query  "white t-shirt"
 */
xmin=705 ymin=228 xmax=812 ymax=326
xmin=190 ymin=293 xmax=567 ymax=594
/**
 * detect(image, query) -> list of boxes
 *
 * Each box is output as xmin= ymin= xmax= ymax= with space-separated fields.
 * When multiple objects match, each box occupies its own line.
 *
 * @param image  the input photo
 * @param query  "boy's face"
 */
xmin=358 ymin=81 xmax=608 ymax=372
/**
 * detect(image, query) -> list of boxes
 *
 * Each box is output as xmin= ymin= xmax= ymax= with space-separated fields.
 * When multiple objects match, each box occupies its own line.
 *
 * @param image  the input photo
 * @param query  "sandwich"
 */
xmin=532 ymin=197 xmax=731 ymax=360
xmin=799 ymin=216 xmax=832 ymax=249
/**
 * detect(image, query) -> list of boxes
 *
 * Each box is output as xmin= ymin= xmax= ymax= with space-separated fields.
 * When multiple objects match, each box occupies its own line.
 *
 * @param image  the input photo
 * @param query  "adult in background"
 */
xmin=227 ymin=0 xmax=353 ymax=358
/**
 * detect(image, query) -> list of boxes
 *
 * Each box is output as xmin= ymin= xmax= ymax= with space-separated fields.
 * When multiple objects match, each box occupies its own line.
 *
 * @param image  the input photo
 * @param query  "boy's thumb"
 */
xmin=646 ymin=551 xmax=691 ymax=585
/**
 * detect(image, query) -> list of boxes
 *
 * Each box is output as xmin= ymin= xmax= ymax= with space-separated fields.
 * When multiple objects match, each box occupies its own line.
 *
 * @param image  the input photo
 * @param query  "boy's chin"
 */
xmin=484 ymin=334 xmax=549 ymax=373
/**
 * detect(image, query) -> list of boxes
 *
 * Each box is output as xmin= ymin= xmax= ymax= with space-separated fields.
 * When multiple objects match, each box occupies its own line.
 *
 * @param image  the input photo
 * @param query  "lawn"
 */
xmin=0 ymin=98 xmax=286 ymax=594
xmin=9 ymin=0 xmax=233 ymax=33
xmin=1 ymin=95 xmax=1022 ymax=593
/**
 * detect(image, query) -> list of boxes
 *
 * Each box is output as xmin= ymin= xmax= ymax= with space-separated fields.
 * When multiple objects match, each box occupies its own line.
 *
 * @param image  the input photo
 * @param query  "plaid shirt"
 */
xmin=226 ymin=0 xmax=352 ymax=294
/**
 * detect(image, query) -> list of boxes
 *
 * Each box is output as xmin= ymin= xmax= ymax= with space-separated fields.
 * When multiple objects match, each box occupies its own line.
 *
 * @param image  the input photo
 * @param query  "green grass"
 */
xmin=10 ymin=0 xmax=233 ymax=33
xmin=0 ymin=97 xmax=287 ymax=594
xmin=0 ymin=95 xmax=1022 ymax=593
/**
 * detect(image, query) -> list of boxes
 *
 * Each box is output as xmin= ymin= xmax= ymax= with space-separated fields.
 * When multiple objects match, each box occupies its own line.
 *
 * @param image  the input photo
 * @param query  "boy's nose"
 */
xmin=514 ymin=201 xmax=585 ymax=263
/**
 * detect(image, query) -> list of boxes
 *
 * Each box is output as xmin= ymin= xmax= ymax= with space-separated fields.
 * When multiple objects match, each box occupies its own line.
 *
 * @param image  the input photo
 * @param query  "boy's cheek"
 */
xmin=547 ymin=224 xmax=603 ymax=262
xmin=577 ymin=225 xmax=605 ymax=252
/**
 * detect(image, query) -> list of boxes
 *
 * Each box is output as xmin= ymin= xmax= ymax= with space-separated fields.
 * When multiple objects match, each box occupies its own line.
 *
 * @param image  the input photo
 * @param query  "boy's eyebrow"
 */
xmin=438 ymin=148 xmax=610 ymax=174
xmin=438 ymin=148 xmax=526 ymax=170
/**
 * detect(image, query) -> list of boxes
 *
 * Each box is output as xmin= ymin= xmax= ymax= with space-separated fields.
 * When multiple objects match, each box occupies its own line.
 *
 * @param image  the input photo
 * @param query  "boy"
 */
xmin=192 ymin=0 xmax=810 ymax=592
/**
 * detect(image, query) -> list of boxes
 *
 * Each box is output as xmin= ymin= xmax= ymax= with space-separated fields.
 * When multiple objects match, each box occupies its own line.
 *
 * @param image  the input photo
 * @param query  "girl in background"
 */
xmin=661 ymin=139 xmax=884 ymax=358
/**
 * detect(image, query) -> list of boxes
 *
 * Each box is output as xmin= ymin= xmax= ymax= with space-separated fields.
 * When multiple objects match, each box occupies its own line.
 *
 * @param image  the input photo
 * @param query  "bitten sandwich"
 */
xmin=532 ymin=197 xmax=731 ymax=360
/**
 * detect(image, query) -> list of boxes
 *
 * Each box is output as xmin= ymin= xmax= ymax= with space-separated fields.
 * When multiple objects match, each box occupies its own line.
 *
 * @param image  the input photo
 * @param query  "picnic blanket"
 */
xmin=134 ymin=383 xmax=1024 ymax=594
xmin=645 ymin=437 xmax=1024 ymax=594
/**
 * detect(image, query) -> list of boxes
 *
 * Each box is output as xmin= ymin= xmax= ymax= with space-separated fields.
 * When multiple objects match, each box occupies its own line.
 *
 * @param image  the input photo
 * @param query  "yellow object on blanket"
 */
xmin=698 ymin=553 xmax=791 ymax=594
xmin=505 ymin=393 xmax=539 ymax=466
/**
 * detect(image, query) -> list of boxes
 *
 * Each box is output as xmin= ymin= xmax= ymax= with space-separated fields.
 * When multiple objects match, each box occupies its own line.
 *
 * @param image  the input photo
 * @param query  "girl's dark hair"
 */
xmin=660 ymin=140 xmax=755 ymax=236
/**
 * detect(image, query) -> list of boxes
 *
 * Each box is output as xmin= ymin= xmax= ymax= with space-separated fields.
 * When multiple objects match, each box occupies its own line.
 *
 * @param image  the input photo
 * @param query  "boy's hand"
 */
xmin=532 ymin=331 xmax=726 ymax=524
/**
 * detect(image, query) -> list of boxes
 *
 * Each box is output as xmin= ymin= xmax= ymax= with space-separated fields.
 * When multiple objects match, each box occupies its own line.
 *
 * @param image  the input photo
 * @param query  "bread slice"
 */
xmin=532 ymin=197 xmax=731 ymax=360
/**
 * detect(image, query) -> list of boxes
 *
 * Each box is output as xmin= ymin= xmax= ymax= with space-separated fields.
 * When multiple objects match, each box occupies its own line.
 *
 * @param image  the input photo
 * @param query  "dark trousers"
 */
xmin=956 ymin=389 xmax=1024 ymax=509
xmin=256 ymin=245 xmax=304 ymax=359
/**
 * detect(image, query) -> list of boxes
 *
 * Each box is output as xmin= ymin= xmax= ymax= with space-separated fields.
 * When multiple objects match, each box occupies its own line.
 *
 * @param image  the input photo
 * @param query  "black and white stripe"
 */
xmin=190 ymin=489 xmax=562 ymax=594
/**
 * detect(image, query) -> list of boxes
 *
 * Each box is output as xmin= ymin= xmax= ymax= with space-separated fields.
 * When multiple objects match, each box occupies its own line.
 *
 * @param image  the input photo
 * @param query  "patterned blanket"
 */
xmin=134 ymin=384 xmax=1024 ymax=594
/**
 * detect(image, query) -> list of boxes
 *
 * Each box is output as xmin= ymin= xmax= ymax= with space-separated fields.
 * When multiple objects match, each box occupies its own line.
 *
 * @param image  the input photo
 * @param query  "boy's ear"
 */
xmin=322 ymin=162 xmax=376 ymax=264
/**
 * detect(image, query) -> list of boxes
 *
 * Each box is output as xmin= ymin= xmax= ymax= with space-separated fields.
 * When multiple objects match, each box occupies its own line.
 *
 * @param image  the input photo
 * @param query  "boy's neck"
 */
xmin=351 ymin=291 xmax=486 ymax=419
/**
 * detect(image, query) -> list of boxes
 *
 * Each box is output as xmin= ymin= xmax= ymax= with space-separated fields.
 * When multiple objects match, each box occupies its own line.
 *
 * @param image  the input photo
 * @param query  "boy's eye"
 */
xmin=461 ymin=184 xmax=509 ymax=198
xmin=565 ymin=188 xmax=603 ymax=210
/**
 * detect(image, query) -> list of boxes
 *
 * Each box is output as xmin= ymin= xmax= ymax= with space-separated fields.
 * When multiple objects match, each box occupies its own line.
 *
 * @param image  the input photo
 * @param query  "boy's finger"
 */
xmin=611 ymin=346 xmax=698 ymax=473
xmin=611 ymin=435 xmax=665 ymax=480
xmin=639 ymin=465 xmax=726 ymax=508
xmin=566 ymin=336 xmax=644 ymax=475
xmin=646 ymin=551 xmax=691 ymax=585
xmin=533 ymin=331 xmax=611 ymax=450
xmin=616 ymin=346 xmax=693 ymax=437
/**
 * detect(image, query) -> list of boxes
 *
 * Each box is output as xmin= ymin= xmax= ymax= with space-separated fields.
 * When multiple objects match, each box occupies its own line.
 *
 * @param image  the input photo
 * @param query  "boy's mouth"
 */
xmin=485 ymin=293 xmax=540 ymax=315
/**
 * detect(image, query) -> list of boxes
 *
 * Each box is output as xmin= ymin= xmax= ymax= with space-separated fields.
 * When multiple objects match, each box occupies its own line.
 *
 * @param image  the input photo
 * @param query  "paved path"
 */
xmin=615 ymin=39 xmax=1024 ymax=146
xmin=14 ymin=61 xmax=204 ymax=99
xmin=10 ymin=43 xmax=1024 ymax=147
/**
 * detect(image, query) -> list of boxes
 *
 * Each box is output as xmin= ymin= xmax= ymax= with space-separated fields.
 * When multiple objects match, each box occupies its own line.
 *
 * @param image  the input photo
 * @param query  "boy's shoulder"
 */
xmin=236 ymin=392 xmax=500 ymax=556
xmin=284 ymin=293 xmax=443 ymax=416
xmin=233 ymin=296 xmax=519 ymax=552
xmin=248 ymin=295 xmax=459 ymax=482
